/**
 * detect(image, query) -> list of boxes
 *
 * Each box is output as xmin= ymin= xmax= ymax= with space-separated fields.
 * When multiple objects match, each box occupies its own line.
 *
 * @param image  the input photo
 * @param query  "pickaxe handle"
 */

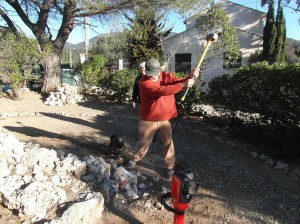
xmin=180 ymin=39 xmax=213 ymax=102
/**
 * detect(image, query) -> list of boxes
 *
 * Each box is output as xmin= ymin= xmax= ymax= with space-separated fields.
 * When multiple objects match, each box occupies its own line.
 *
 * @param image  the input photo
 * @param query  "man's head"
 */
xmin=145 ymin=58 xmax=160 ymax=77
xmin=139 ymin=62 xmax=146 ymax=75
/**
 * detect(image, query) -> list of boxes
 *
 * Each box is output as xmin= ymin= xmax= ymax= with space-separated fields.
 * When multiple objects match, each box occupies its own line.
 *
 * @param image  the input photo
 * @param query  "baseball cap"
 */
xmin=145 ymin=58 xmax=160 ymax=76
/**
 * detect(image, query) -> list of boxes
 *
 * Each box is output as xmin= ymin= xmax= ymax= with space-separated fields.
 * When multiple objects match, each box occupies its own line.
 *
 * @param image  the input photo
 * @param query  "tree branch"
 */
xmin=0 ymin=8 xmax=18 ymax=33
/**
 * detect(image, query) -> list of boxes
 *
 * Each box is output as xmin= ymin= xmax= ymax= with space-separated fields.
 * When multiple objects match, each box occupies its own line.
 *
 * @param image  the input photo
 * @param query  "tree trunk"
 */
xmin=12 ymin=87 xmax=22 ymax=100
xmin=41 ymin=52 xmax=61 ymax=94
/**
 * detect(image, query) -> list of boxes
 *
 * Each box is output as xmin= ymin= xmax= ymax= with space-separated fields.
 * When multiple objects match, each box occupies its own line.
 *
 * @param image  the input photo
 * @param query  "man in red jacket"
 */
xmin=127 ymin=58 xmax=199 ymax=179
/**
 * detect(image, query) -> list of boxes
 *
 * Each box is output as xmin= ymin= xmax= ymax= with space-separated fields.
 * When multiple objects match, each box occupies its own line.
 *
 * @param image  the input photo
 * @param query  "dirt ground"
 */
xmin=0 ymin=90 xmax=299 ymax=224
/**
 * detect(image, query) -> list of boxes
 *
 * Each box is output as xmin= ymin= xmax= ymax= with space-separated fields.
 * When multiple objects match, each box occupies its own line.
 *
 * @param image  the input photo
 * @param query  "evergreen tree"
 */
xmin=62 ymin=47 xmax=71 ymax=65
xmin=281 ymin=19 xmax=287 ymax=62
xmin=275 ymin=2 xmax=286 ymax=62
xmin=126 ymin=8 xmax=172 ymax=66
xmin=262 ymin=0 xmax=287 ymax=63
xmin=1 ymin=0 xmax=205 ymax=93
xmin=90 ymin=32 xmax=129 ymax=68
xmin=262 ymin=1 xmax=277 ymax=62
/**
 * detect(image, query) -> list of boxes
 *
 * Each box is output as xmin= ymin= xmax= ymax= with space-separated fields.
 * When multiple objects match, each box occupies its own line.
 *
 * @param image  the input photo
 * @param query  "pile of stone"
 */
xmin=44 ymin=84 xmax=84 ymax=106
xmin=0 ymin=129 xmax=146 ymax=223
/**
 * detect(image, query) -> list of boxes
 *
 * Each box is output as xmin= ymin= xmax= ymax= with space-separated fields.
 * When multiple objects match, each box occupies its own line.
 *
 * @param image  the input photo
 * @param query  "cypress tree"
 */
xmin=281 ymin=16 xmax=286 ymax=62
xmin=262 ymin=1 xmax=276 ymax=62
xmin=268 ymin=21 xmax=277 ymax=63
xmin=274 ymin=1 xmax=284 ymax=62
xmin=274 ymin=1 xmax=286 ymax=62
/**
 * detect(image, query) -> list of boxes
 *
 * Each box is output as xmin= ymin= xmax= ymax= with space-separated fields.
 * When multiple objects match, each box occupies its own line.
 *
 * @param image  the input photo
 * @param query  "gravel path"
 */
xmin=0 ymin=90 xmax=299 ymax=224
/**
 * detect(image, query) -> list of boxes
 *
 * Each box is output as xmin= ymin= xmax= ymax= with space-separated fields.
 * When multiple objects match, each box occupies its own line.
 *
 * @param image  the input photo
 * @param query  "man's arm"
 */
xmin=140 ymin=78 xmax=194 ymax=97
xmin=165 ymin=69 xmax=200 ymax=85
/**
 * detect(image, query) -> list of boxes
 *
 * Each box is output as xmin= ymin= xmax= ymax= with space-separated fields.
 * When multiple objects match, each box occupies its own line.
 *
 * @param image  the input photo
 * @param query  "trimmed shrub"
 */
xmin=173 ymin=72 xmax=202 ymax=116
xmin=101 ymin=69 xmax=137 ymax=102
xmin=206 ymin=62 xmax=300 ymax=157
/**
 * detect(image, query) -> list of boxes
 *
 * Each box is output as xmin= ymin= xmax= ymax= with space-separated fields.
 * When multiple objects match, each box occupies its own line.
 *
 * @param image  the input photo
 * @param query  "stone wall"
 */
xmin=0 ymin=129 xmax=140 ymax=223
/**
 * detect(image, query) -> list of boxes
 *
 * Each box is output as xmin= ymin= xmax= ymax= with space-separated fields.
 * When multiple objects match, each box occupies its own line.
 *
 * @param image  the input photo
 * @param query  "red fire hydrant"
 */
xmin=160 ymin=162 xmax=199 ymax=224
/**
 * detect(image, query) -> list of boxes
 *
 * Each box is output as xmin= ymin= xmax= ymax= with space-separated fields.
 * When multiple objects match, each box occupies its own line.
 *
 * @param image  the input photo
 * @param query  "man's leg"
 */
xmin=132 ymin=120 xmax=157 ymax=162
xmin=158 ymin=120 xmax=175 ymax=170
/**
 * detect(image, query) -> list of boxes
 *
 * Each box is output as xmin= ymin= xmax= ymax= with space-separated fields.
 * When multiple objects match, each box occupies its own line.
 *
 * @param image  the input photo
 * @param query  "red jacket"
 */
xmin=139 ymin=72 xmax=189 ymax=121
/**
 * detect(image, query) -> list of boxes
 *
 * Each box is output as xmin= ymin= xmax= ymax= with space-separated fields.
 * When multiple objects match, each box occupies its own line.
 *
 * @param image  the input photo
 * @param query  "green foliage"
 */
xmin=262 ymin=2 xmax=276 ymax=62
xmin=274 ymin=6 xmax=286 ymax=62
xmin=248 ymin=50 xmax=263 ymax=64
xmin=262 ymin=2 xmax=287 ymax=63
xmin=10 ymin=72 xmax=23 ymax=89
xmin=62 ymin=47 xmax=71 ymax=65
xmin=2 ymin=0 xmax=213 ymax=93
xmin=126 ymin=7 xmax=172 ymax=66
xmin=194 ymin=5 xmax=241 ymax=69
xmin=173 ymin=72 xmax=202 ymax=116
xmin=78 ymin=54 xmax=108 ymax=87
xmin=171 ymin=0 xmax=211 ymax=15
xmin=90 ymin=32 xmax=129 ymax=68
xmin=101 ymin=69 xmax=137 ymax=102
xmin=286 ymin=38 xmax=300 ymax=63
xmin=206 ymin=62 xmax=300 ymax=156
xmin=0 ymin=31 xmax=41 ymax=99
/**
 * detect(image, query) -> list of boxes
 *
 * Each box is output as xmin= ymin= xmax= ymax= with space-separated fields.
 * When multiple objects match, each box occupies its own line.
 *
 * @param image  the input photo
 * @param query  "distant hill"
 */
xmin=63 ymin=35 xmax=300 ymax=66
xmin=286 ymin=38 xmax=300 ymax=63
xmin=64 ymin=35 xmax=101 ymax=53
xmin=64 ymin=31 xmax=178 ymax=53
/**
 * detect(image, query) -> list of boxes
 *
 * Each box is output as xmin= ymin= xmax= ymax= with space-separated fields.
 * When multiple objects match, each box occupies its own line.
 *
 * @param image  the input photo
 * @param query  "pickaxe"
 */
xmin=180 ymin=33 xmax=218 ymax=101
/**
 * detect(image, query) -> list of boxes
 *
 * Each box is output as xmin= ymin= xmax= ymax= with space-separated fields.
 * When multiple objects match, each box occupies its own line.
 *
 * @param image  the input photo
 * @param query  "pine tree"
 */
xmin=126 ymin=8 xmax=172 ymax=66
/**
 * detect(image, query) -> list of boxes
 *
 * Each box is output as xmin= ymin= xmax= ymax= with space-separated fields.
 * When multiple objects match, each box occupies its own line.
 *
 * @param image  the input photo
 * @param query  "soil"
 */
xmin=0 ymin=90 xmax=299 ymax=224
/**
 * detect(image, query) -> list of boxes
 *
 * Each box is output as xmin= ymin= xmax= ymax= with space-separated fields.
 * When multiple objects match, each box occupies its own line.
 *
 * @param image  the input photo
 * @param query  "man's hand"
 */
xmin=132 ymin=102 xmax=137 ymax=108
xmin=182 ymin=78 xmax=195 ymax=88
xmin=189 ymin=68 xmax=200 ymax=79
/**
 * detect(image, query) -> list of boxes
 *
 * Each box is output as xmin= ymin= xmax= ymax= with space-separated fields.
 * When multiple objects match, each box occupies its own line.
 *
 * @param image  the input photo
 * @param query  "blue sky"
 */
xmin=227 ymin=0 xmax=300 ymax=40
xmin=1 ymin=1 xmax=299 ymax=44
xmin=67 ymin=0 xmax=300 ymax=44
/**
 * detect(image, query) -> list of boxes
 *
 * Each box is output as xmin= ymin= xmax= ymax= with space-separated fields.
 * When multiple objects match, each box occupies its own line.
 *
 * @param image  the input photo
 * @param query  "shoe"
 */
xmin=164 ymin=169 xmax=174 ymax=179
xmin=127 ymin=160 xmax=137 ymax=169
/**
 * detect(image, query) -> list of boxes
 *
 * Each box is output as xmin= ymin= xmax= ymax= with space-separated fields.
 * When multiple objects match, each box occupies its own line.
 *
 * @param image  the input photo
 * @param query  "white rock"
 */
xmin=50 ymin=195 xmax=104 ymax=224
xmin=0 ymin=133 xmax=24 ymax=163
xmin=0 ymin=175 xmax=25 ymax=209
xmin=84 ymin=156 xmax=110 ymax=182
xmin=0 ymin=161 xmax=10 ymax=177
xmin=19 ymin=182 xmax=67 ymax=220
xmin=274 ymin=162 xmax=289 ymax=173
xmin=264 ymin=159 xmax=275 ymax=167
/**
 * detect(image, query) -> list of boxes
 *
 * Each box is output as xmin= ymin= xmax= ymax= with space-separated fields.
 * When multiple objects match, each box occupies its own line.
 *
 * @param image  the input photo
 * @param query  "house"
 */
xmin=163 ymin=1 xmax=266 ymax=90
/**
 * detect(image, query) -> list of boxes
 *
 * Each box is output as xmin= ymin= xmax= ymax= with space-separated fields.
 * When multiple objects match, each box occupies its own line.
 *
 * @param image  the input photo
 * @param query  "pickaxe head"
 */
xmin=205 ymin=33 xmax=218 ymax=42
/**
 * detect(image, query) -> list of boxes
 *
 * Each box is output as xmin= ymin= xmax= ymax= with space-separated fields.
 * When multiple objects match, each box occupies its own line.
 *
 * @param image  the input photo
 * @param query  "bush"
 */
xmin=0 ymin=31 xmax=41 ymax=99
xmin=101 ymin=69 xmax=137 ymax=102
xmin=206 ymin=62 xmax=300 ymax=157
xmin=78 ymin=54 xmax=108 ymax=88
xmin=248 ymin=50 xmax=262 ymax=64
xmin=173 ymin=72 xmax=202 ymax=116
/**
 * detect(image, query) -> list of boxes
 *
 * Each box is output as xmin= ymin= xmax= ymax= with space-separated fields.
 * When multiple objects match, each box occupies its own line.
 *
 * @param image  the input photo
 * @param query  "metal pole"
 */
xmin=70 ymin=50 xmax=72 ymax=69
xmin=84 ymin=17 xmax=89 ymax=61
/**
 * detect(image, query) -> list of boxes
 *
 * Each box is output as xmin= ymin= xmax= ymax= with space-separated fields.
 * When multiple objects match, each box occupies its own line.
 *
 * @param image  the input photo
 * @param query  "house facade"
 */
xmin=163 ymin=1 xmax=266 ymax=90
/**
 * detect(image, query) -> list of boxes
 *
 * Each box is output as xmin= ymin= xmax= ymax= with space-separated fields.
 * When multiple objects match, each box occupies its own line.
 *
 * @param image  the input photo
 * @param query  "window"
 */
xmin=175 ymin=53 xmax=191 ymax=74
xmin=223 ymin=51 xmax=242 ymax=68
